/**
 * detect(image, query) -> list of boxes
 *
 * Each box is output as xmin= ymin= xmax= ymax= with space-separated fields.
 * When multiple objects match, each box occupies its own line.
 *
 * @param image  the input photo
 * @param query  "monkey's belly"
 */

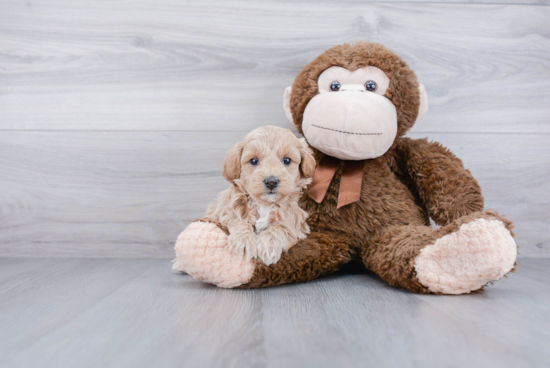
xmin=305 ymin=165 xmax=429 ymax=235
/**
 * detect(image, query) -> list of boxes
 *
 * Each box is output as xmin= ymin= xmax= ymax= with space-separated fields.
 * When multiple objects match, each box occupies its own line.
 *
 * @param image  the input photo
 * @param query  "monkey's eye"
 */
xmin=283 ymin=157 xmax=291 ymax=165
xmin=330 ymin=81 xmax=341 ymax=91
xmin=250 ymin=158 xmax=259 ymax=165
xmin=365 ymin=80 xmax=377 ymax=92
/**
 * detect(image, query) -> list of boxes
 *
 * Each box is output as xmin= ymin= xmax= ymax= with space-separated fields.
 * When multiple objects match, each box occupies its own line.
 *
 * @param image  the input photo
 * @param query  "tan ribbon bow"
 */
xmin=308 ymin=155 xmax=366 ymax=209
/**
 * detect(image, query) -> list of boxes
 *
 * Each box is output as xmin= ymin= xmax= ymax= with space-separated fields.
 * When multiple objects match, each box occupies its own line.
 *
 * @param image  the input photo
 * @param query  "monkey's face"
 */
xmin=301 ymin=66 xmax=397 ymax=160
xmin=283 ymin=43 xmax=428 ymax=161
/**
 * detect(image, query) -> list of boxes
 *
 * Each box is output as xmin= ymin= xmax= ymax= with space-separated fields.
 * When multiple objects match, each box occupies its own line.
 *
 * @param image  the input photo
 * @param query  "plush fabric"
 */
xmin=289 ymin=42 xmax=421 ymax=140
xmin=415 ymin=218 xmax=517 ymax=294
xmin=175 ymin=42 xmax=518 ymax=295
xmin=302 ymin=90 xmax=398 ymax=160
xmin=174 ymin=222 xmax=254 ymax=288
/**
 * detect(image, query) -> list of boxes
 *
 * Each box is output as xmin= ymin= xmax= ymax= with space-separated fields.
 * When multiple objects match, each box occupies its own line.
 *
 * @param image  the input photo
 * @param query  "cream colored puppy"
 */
xmin=204 ymin=125 xmax=316 ymax=265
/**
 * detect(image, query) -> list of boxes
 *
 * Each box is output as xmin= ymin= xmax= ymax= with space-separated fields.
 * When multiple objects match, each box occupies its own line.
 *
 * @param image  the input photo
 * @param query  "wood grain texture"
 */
xmin=0 ymin=258 xmax=264 ymax=368
xmin=0 ymin=0 xmax=548 ymax=259
xmin=0 ymin=131 xmax=242 ymax=258
xmin=366 ymin=0 xmax=550 ymax=3
xmin=0 ymin=258 xmax=156 ymax=366
xmin=0 ymin=1 xmax=549 ymax=133
xmin=261 ymin=265 xmax=550 ymax=367
xmin=0 ymin=130 xmax=547 ymax=258
xmin=414 ymin=258 xmax=550 ymax=368
xmin=0 ymin=258 xmax=548 ymax=368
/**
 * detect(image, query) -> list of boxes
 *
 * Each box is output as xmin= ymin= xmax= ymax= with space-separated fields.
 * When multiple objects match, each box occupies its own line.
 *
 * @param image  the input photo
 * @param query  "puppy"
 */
xmin=203 ymin=125 xmax=316 ymax=265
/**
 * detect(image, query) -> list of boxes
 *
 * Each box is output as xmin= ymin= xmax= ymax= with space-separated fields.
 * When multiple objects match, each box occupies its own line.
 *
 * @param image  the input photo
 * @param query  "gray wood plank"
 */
xmin=260 ymin=274 xmax=534 ymax=368
xmin=0 ymin=258 xmax=65 ymax=296
xmin=317 ymin=0 xmax=550 ymax=2
xmin=369 ymin=0 xmax=550 ymax=2
xmin=1 ymin=1 xmax=549 ymax=133
xmin=0 ymin=258 xmax=157 ymax=367
xmin=413 ymin=261 xmax=550 ymax=368
xmin=1 ymin=259 xmax=264 ymax=368
xmin=511 ymin=258 xmax=550 ymax=283
xmin=0 ymin=131 xmax=242 ymax=258
xmin=0 ymin=130 xmax=547 ymax=258
xmin=1 ymin=258 xmax=548 ymax=368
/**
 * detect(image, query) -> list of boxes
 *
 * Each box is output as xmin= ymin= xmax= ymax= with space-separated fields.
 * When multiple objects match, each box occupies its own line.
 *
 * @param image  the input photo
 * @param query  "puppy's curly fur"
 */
xmin=203 ymin=126 xmax=316 ymax=265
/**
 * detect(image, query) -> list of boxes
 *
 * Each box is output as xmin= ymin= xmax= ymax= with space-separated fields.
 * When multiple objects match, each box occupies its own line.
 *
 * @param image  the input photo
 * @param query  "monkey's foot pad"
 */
xmin=415 ymin=218 xmax=517 ymax=294
xmin=174 ymin=221 xmax=254 ymax=288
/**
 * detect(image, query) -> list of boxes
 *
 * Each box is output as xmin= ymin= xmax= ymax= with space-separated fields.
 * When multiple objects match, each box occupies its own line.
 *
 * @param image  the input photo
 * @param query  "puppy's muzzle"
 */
xmin=264 ymin=176 xmax=279 ymax=190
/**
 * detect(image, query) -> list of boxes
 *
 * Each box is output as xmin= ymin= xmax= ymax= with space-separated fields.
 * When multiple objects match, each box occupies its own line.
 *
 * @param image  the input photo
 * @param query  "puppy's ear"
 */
xmin=298 ymin=138 xmax=316 ymax=178
xmin=223 ymin=141 xmax=243 ymax=182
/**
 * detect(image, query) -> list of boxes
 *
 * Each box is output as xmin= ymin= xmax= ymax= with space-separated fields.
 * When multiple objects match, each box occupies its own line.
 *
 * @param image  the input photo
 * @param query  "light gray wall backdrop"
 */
xmin=1 ymin=0 xmax=549 ymax=258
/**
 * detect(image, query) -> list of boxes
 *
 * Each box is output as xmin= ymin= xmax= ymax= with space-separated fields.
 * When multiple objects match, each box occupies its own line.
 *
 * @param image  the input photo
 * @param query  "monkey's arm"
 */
xmin=392 ymin=137 xmax=484 ymax=226
xmin=174 ymin=220 xmax=357 ymax=288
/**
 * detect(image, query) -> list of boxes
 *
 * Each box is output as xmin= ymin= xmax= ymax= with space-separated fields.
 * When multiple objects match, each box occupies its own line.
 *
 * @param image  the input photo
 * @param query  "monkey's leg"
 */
xmin=243 ymin=230 xmax=358 ymax=288
xmin=362 ymin=210 xmax=517 ymax=294
xmin=175 ymin=221 xmax=356 ymax=288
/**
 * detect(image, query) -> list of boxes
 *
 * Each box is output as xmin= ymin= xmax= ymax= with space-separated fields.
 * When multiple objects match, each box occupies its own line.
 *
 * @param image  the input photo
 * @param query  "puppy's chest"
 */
xmin=253 ymin=205 xmax=275 ymax=234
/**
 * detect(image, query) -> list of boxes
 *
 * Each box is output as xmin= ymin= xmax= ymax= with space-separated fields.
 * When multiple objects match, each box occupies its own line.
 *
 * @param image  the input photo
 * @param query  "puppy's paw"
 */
xmin=228 ymin=231 xmax=258 ymax=260
xmin=298 ymin=224 xmax=310 ymax=239
xmin=256 ymin=232 xmax=287 ymax=266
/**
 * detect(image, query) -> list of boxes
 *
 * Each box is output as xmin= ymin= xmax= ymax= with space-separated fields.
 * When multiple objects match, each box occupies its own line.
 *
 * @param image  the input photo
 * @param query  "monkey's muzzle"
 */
xmin=302 ymin=91 xmax=397 ymax=160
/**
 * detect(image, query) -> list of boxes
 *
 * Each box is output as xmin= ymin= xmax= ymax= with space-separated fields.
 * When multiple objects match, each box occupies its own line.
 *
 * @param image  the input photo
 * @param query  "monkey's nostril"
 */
xmin=264 ymin=177 xmax=279 ymax=190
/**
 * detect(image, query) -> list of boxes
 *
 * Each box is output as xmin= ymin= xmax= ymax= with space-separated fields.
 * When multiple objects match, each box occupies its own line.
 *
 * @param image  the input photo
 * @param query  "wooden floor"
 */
xmin=0 ymin=257 xmax=548 ymax=368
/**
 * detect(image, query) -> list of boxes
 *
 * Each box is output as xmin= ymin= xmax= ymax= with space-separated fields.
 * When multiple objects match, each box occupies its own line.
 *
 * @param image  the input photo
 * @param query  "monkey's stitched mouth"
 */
xmin=312 ymin=124 xmax=382 ymax=136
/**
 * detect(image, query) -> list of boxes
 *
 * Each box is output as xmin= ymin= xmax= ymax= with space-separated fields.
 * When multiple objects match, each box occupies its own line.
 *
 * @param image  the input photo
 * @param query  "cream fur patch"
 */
xmin=255 ymin=205 xmax=273 ymax=234
xmin=174 ymin=221 xmax=254 ymax=288
xmin=414 ymin=219 xmax=517 ymax=295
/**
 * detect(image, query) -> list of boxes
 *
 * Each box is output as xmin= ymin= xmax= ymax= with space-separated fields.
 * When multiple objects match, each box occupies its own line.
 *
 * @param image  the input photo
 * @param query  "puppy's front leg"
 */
xmin=257 ymin=225 xmax=297 ymax=266
xmin=227 ymin=221 xmax=258 ymax=260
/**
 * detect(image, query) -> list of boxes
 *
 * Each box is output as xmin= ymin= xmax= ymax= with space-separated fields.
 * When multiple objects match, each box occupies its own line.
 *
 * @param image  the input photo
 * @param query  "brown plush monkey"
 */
xmin=174 ymin=42 xmax=517 ymax=294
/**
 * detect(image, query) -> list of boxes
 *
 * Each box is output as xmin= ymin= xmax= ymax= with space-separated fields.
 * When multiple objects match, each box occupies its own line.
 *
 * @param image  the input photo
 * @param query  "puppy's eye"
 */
xmin=330 ymin=81 xmax=341 ymax=92
xmin=283 ymin=157 xmax=291 ymax=165
xmin=250 ymin=158 xmax=259 ymax=166
xmin=365 ymin=80 xmax=377 ymax=92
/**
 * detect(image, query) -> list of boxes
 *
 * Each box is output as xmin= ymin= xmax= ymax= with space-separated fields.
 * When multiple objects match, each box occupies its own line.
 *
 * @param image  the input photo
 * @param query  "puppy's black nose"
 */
xmin=264 ymin=176 xmax=279 ymax=190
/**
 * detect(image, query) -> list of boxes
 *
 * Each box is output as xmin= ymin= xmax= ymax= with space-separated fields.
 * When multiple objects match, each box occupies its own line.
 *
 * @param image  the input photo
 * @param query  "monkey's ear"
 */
xmin=283 ymin=87 xmax=293 ymax=123
xmin=222 ymin=141 xmax=243 ymax=183
xmin=298 ymin=138 xmax=316 ymax=178
xmin=417 ymin=84 xmax=429 ymax=121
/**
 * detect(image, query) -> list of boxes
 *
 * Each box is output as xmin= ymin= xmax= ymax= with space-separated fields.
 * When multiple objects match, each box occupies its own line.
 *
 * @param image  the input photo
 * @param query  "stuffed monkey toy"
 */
xmin=174 ymin=42 xmax=517 ymax=294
